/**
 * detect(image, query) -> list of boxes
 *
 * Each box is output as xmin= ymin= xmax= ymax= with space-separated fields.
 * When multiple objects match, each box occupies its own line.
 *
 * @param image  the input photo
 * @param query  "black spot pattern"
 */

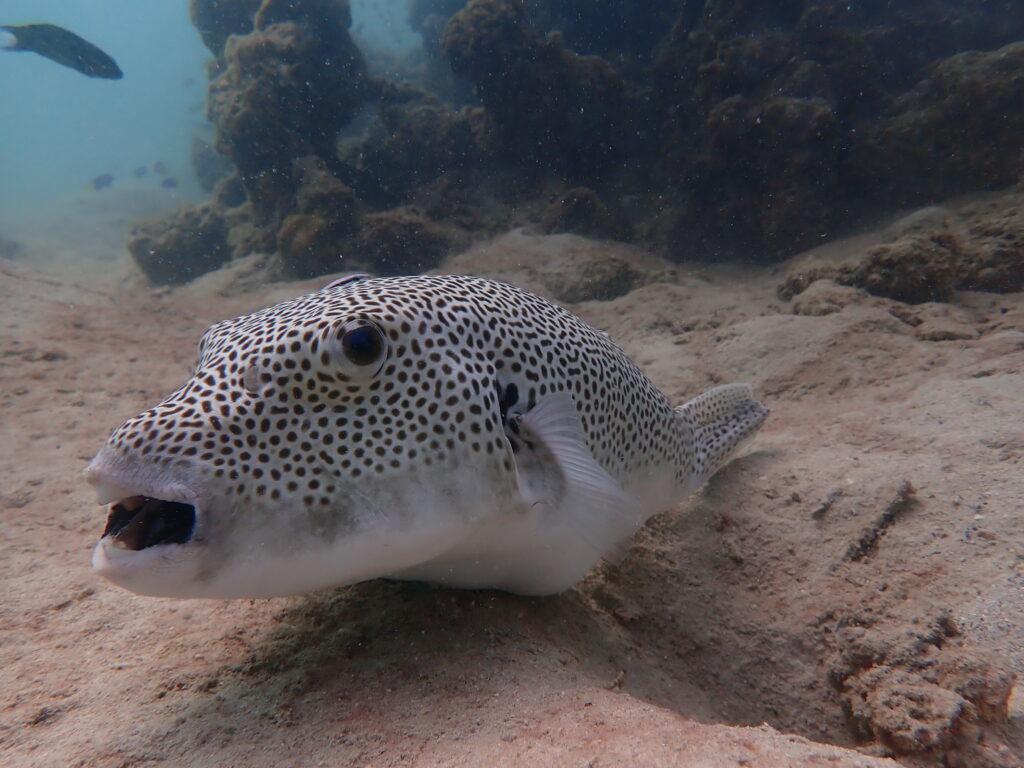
xmin=104 ymin=275 xmax=698 ymax=512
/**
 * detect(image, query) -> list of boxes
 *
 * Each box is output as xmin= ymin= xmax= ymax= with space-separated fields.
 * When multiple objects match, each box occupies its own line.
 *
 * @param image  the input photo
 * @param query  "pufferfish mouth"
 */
xmin=101 ymin=495 xmax=196 ymax=551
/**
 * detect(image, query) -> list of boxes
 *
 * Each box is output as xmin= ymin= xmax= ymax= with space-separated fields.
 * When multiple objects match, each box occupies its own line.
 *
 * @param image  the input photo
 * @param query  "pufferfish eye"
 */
xmin=341 ymin=322 xmax=384 ymax=366
xmin=325 ymin=319 xmax=387 ymax=375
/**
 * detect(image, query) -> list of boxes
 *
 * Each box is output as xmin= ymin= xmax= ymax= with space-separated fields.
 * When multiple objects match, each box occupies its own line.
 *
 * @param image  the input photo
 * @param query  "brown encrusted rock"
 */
xmin=541 ymin=187 xmax=632 ymax=243
xmin=355 ymin=207 xmax=451 ymax=275
xmin=272 ymin=156 xmax=361 ymax=277
xmin=782 ymin=190 xmax=1024 ymax=304
xmin=128 ymin=203 xmax=230 ymax=285
xmin=849 ymin=42 xmax=1024 ymax=207
xmin=208 ymin=0 xmax=369 ymax=223
xmin=276 ymin=213 xmax=342 ymax=277
xmin=442 ymin=0 xmax=627 ymax=175
xmin=830 ymin=613 xmax=1015 ymax=767
xmin=779 ymin=232 xmax=961 ymax=305
xmin=838 ymin=233 xmax=960 ymax=304
xmin=189 ymin=0 xmax=261 ymax=57
xmin=293 ymin=156 xmax=358 ymax=229
xmin=864 ymin=683 xmax=970 ymax=754
xmin=190 ymin=137 xmax=233 ymax=193
xmin=957 ymin=200 xmax=1024 ymax=293
xmin=790 ymin=279 xmax=865 ymax=316
xmin=686 ymin=92 xmax=842 ymax=261
xmin=337 ymin=83 xmax=480 ymax=208
xmin=907 ymin=304 xmax=980 ymax=342
xmin=443 ymin=230 xmax=676 ymax=305
xmin=543 ymin=254 xmax=647 ymax=305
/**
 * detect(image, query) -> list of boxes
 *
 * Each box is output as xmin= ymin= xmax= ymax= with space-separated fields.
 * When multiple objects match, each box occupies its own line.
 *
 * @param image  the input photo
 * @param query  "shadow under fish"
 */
xmin=1 ymin=23 xmax=122 ymax=79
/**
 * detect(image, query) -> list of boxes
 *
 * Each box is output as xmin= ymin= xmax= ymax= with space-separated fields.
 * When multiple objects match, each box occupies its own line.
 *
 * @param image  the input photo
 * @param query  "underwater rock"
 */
xmin=653 ymin=20 xmax=846 ymax=259
xmin=543 ymin=253 xmax=647 ymax=305
xmin=541 ymin=187 xmax=632 ymax=243
xmin=524 ymin=0 xmax=676 ymax=60
xmin=442 ymin=0 xmax=628 ymax=177
xmin=956 ymin=196 xmax=1024 ymax=294
xmin=355 ymin=207 xmax=451 ymax=275
xmin=272 ymin=156 xmax=361 ymax=277
xmin=294 ymin=156 xmax=358 ymax=226
xmin=850 ymin=42 xmax=1024 ymax=207
xmin=780 ymin=233 xmax=960 ymax=305
xmin=789 ymin=279 xmax=865 ymax=317
xmin=211 ymin=172 xmax=247 ymax=209
xmin=697 ymin=93 xmax=841 ymax=259
xmin=173 ymin=0 xmax=1024 ymax=280
xmin=190 ymin=138 xmax=233 ymax=193
xmin=782 ymin=191 xmax=1024 ymax=305
xmin=276 ymin=213 xmax=343 ymax=278
xmin=208 ymin=0 xmax=369 ymax=223
xmin=830 ymin=614 xmax=1014 ymax=765
xmin=128 ymin=204 xmax=230 ymax=285
xmin=444 ymin=230 xmax=675 ymax=305
xmin=906 ymin=304 xmax=980 ymax=342
xmin=408 ymin=0 xmax=467 ymax=32
xmin=337 ymin=83 xmax=479 ymax=208
xmin=650 ymin=0 xmax=1024 ymax=262
xmin=189 ymin=0 xmax=261 ymax=57
xmin=840 ymin=234 xmax=961 ymax=305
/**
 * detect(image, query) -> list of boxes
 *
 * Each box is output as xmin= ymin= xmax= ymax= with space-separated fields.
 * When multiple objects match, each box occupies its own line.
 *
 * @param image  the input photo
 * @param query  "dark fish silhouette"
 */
xmin=1 ymin=23 xmax=122 ymax=79
xmin=133 ymin=166 xmax=148 ymax=178
xmin=152 ymin=161 xmax=168 ymax=176
xmin=161 ymin=177 xmax=179 ymax=189
xmin=90 ymin=173 xmax=114 ymax=190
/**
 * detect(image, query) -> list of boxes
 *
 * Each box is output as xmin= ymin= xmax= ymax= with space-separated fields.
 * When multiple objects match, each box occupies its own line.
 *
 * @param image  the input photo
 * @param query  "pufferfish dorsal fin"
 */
xmin=322 ymin=272 xmax=372 ymax=290
xmin=507 ymin=391 xmax=638 ymax=563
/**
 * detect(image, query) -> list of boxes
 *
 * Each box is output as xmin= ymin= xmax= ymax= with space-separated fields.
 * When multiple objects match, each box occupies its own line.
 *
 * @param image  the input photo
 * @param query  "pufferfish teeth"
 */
xmin=93 ymin=480 xmax=137 ymax=506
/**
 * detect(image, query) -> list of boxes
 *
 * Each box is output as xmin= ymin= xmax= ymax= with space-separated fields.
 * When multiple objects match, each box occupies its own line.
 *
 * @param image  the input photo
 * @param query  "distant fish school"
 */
xmin=1 ymin=23 xmax=122 ymax=79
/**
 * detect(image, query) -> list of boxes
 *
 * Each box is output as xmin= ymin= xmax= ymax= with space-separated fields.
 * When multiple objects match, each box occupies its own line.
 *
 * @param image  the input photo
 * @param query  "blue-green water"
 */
xmin=0 ymin=0 xmax=417 ymax=234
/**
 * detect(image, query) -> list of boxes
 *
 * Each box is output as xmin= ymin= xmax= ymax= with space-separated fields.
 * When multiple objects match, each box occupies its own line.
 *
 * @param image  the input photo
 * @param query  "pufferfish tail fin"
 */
xmin=675 ymin=383 xmax=769 ymax=482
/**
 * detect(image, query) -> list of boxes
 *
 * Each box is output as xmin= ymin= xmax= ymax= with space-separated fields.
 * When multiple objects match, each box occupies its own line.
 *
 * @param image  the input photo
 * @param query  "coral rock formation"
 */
xmin=780 ymin=189 xmax=1024 ymax=304
xmin=830 ymin=613 xmax=1016 ymax=767
xmin=442 ymin=0 xmax=628 ymax=177
xmin=541 ymin=187 xmax=632 ymax=243
xmin=138 ymin=0 xmax=1024 ymax=285
xmin=850 ymin=42 xmax=1024 ymax=207
xmin=189 ymin=0 xmax=261 ymax=58
xmin=127 ymin=203 xmax=230 ymax=284
xmin=355 ymin=207 xmax=451 ymax=275
xmin=208 ymin=0 xmax=369 ymax=224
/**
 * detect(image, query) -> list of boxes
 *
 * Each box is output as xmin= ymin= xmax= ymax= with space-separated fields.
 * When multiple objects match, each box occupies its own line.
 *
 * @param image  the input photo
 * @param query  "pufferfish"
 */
xmin=86 ymin=274 xmax=768 ymax=598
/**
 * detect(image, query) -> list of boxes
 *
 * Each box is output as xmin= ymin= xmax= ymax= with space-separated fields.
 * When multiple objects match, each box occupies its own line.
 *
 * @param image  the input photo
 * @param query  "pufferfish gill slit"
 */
xmin=85 ymin=274 xmax=768 ymax=598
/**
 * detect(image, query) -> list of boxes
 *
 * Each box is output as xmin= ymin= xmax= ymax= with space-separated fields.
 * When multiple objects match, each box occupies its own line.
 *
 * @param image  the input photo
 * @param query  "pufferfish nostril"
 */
xmin=241 ymin=365 xmax=270 ymax=394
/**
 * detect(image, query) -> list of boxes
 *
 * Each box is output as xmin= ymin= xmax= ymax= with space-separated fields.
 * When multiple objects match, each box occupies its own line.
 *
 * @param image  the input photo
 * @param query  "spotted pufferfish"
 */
xmin=86 ymin=274 xmax=768 ymax=598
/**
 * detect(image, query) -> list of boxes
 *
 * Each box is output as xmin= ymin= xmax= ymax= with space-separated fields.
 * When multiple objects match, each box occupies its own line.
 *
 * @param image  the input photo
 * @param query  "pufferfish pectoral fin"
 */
xmin=507 ymin=392 xmax=639 ymax=564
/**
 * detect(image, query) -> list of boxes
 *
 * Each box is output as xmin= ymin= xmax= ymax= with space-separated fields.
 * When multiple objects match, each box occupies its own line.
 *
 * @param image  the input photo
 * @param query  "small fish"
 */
xmin=1 ymin=23 xmax=122 ymax=79
xmin=89 ymin=173 xmax=114 ymax=190
xmin=133 ymin=165 xmax=148 ymax=178
xmin=160 ymin=177 xmax=179 ymax=189
xmin=86 ymin=275 xmax=768 ymax=599
xmin=152 ymin=161 xmax=168 ymax=176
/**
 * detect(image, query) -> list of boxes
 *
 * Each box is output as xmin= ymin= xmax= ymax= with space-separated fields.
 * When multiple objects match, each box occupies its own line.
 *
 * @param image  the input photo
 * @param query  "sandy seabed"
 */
xmin=1 ymin=197 xmax=1022 ymax=767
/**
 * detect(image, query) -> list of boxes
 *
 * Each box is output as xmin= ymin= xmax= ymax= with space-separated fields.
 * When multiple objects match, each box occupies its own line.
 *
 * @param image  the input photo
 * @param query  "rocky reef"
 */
xmin=779 ymin=188 xmax=1024 ymax=305
xmin=135 ymin=0 xmax=1024 ymax=285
